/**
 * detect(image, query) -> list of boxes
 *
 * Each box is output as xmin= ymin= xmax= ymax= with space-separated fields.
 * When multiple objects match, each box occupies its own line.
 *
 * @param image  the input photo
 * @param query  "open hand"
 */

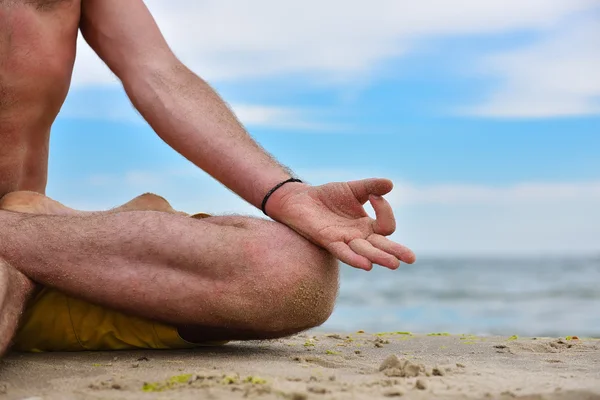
xmin=266 ymin=178 xmax=416 ymax=271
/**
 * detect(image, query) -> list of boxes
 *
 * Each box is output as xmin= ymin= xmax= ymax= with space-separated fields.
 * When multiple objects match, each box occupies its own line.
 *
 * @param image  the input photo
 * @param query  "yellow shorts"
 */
xmin=12 ymin=212 xmax=225 ymax=352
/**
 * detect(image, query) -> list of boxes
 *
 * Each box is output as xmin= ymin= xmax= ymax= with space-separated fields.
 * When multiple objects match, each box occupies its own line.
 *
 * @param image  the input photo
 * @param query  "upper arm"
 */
xmin=80 ymin=0 xmax=178 ymax=82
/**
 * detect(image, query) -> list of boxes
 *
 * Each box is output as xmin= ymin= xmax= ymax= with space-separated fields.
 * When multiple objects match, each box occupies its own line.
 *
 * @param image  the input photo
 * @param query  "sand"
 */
xmin=1 ymin=332 xmax=599 ymax=399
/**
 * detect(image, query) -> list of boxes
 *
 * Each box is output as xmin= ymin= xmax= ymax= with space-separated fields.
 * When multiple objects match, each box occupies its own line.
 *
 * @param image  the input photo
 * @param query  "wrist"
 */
xmin=263 ymin=181 xmax=309 ymax=220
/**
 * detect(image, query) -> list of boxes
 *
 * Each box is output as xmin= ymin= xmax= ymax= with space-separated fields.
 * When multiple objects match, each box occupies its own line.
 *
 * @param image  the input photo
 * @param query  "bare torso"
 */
xmin=0 ymin=0 xmax=80 ymax=197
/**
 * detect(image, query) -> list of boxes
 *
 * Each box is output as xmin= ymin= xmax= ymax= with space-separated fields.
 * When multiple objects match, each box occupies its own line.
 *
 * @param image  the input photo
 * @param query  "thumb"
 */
xmin=347 ymin=178 xmax=393 ymax=204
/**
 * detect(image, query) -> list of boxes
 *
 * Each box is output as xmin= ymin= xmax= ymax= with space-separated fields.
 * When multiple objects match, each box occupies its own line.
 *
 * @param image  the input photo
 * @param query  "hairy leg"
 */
xmin=0 ymin=191 xmax=190 ymax=356
xmin=0 ymin=259 xmax=35 ymax=356
xmin=0 ymin=196 xmax=339 ymax=340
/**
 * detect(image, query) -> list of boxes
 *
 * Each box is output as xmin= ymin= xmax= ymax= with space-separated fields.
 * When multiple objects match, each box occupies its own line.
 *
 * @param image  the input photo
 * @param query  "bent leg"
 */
xmin=0 ymin=259 xmax=35 ymax=356
xmin=0 ymin=191 xmax=189 ymax=355
xmin=1 ymin=200 xmax=339 ymax=340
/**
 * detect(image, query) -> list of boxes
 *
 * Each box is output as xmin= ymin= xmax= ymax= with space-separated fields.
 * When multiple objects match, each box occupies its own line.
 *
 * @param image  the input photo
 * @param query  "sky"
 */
xmin=48 ymin=0 xmax=600 ymax=257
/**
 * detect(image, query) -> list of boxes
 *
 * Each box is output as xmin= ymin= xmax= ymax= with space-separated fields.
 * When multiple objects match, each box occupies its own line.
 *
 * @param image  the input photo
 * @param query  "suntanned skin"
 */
xmin=0 ymin=191 xmax=188 ymax=353
xmin=0 ymin=0 xmax=416 ymax=356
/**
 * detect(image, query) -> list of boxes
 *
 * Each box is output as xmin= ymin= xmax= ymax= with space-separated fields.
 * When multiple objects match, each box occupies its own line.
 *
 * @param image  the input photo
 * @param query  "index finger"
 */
xmin=368 ymin=234 xmax=416 ymax=264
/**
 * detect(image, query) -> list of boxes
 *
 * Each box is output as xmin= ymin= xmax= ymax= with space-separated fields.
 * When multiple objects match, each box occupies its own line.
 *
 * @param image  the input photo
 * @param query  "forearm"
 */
xmin=123 ymin=61 xmax=302 ymax=209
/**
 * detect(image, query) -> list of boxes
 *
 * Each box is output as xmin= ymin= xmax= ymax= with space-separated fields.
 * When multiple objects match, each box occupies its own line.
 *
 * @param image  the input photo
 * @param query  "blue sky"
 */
xmin=48 ymin=0 xmax=600 ymax=256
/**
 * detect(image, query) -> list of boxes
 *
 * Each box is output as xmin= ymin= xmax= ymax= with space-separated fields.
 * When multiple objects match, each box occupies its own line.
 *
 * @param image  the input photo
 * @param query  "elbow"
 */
xmin=119 ymin=53 xmax=186 ymax=97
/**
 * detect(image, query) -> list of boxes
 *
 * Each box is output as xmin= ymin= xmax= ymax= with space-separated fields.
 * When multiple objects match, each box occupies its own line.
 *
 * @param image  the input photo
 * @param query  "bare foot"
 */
xmin=111 ymin=193 xmax=188 ymax=215
xmin=0 ymin=191 xmax=186 ymax=215
xmin=0 ymin=191 xmax=80 ymax=215
xmin=0 ymin=191 xmax=186 ymax=357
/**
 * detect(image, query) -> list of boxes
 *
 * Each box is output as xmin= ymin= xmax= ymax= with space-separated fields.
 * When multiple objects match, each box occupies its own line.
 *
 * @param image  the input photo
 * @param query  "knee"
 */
xmin=285 ymin=245 xmax=340 ymax=330
xmin=244 ymin=220 xmax=340 ymax=334
xmin=281 ymin=252 xmax=340 ymax=332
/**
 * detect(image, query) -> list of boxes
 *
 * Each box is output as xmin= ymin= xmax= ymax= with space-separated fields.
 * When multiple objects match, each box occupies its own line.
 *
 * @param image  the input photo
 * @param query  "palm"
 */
xmin=274 ymin=178 xmax=415 ymax=270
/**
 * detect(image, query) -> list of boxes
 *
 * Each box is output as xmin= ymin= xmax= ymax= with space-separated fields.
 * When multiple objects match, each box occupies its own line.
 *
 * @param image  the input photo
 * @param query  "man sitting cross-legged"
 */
xmin=0 ymin=0 xmax=416 ymax=357
xmin=0 ymin=191 xmax=342 ymax=353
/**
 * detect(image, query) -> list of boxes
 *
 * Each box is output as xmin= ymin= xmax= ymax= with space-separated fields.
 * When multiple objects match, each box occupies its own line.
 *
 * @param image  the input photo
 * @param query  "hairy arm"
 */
xmin=80 ymin=0 xmax=302 ymax=210
xmin=80 ymin=0 xmax=415 ymax=270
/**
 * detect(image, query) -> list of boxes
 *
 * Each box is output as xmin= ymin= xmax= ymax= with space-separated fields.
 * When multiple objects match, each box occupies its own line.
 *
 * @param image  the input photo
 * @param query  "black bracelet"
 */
xmin=261 ymin=178 xmax=303 ymax=216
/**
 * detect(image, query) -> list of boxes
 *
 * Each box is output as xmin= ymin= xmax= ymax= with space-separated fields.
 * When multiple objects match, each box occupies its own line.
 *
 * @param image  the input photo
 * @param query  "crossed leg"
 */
xmin=0 ymin=191 xmax=339 ymax=354
xmin=0 ymin=192 xmax=192 ymax=355
xmin=0 ymin=259 xmax=34 ymax=355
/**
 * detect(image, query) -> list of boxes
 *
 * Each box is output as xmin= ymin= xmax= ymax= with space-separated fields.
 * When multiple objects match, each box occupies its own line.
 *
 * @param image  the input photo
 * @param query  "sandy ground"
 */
xmin=1 ymin=332 xmax=599 ymax=400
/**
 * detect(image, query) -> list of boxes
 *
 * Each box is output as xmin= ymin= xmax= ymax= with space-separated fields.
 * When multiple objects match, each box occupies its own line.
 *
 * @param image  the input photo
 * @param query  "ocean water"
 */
xmin=320 ymin=256 xmax=600 ymax=337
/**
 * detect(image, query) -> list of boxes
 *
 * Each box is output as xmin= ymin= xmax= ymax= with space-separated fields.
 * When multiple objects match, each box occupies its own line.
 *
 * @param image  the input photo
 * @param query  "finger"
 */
xmin=348 ymin=238 xmax=400 ymax=270
xmin=369 ymin=194 xmax=396 ymax=235
xmin=347 ymin=178 xmax=393 ymax=204
xmin=327 ymin=242 xmax=373 ymax=271
xmin=368 ymin=234 xmax=416 ymax=264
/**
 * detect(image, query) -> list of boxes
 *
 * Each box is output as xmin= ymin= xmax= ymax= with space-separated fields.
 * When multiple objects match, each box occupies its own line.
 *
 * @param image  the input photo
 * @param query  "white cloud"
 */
xmin=398 ymin=200 xmax=600 ymax=256
xmin=390 ymin=181 xmax=600 ymax=206
xmin=59 ymin=91 xmax=142 ymax=123
xmin=464 ymin=17 xmax=600 ymax=117
xmin=392 ymin=181 xmax=600 ymax=256
xmin=72 ymin=0 xmax=596 ymax=86
xmin=226 ymin=105 xmax=335 ymax=130
xmin=69 ymin=0 xmax=600 ymax=121
xmin=294 ymin=168 xmax=600 ymax=207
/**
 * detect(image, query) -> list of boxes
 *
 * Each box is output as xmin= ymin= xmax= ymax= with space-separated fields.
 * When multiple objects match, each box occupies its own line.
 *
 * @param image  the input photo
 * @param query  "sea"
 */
xmin=319 ymin=256 xmax=600 ymax=337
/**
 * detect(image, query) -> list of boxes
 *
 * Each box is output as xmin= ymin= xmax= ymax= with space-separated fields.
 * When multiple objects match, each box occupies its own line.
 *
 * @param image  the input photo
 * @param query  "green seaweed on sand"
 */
xmin=142 ymin=374 xmax=193 ymax=392
xmin=244 ymin=376 xmax=267 ymax=385
xmin=325 ymin=350 xmax=340 ymax=355
xmin=221 ymin=375 xmax=239 ymax=385
xmin=170 ymin=374 xmax=193 ymax=384
xmin=507 ymin=335 xmax=519 ymax=341
xmin=428 ymin=332 xmax=451 ymax=336
xmin=142 ymin=382 xmax=162 ymax=393
xmin=375 ymin=331 xmax=413 ymax=336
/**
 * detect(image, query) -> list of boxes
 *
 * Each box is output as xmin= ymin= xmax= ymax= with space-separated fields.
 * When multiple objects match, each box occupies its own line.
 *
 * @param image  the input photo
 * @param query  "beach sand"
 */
xmin=1 ymin=332 xmax=599 ymax=399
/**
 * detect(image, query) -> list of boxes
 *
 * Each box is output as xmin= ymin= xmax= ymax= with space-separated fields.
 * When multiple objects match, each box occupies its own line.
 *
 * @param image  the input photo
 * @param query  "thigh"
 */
xmin=3 ymin=206 xmax=338 ymax=332
xmin=100 ymin=211 xmax=336 ymax=327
